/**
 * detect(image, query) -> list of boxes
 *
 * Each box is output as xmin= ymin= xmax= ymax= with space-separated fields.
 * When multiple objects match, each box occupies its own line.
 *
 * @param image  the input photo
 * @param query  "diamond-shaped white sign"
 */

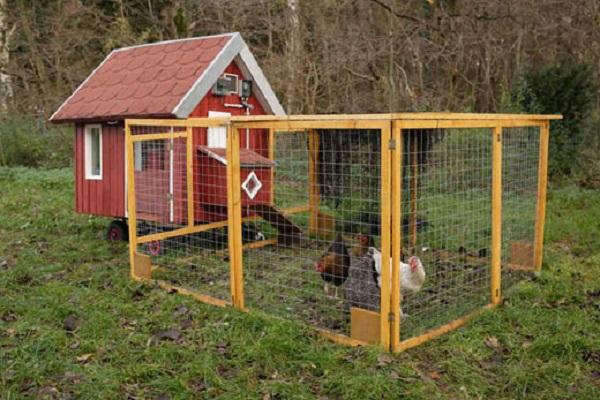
xmin=241 ymin=171 xmax=262 ymax=200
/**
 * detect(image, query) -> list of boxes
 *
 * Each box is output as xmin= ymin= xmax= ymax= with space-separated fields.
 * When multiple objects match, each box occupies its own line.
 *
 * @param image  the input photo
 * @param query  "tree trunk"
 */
xmin=0 ymin=0 xmax=14 ymax=113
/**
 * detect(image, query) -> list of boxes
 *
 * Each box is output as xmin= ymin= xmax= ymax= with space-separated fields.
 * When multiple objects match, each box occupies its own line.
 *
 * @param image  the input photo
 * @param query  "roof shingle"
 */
xmin=51 ymin=34 xmax=234 ymax=122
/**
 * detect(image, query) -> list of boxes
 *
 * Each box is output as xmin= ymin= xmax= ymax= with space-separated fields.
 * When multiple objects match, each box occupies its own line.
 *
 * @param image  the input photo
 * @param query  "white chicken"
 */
xmin=368 ymin=247 xmax=426 ymax=317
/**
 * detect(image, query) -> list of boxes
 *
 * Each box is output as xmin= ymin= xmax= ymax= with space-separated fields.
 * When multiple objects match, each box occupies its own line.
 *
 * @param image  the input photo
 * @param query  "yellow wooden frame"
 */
xmin=125 ymin=112 xmax=560 ymax=352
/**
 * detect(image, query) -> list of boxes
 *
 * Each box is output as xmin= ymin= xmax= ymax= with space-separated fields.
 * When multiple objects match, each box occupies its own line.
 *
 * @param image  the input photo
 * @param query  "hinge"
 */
xmin=496 ymin=133 xmax=501 ymax=142
xmin=167 ymin=193 xmax=174 ymax=201
xmin=169 ymin=140 xmax=174 ymax=151
xmin=388 ymin=312 xmax=395 ymax=322
xmin=388 ymin=139 xmax=396 ymax=150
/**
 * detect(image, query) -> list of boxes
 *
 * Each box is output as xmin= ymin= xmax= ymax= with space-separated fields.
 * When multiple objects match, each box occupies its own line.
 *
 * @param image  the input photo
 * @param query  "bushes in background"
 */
xmin=515 ymin=63 xmax=597 ymax=177
xmin=0 ymin=116 xmax=71 ymax=169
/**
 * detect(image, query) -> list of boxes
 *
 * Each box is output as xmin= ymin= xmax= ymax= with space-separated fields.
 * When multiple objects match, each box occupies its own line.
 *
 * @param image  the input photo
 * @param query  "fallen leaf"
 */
xmin=69 ymin=339 xmax=80 ymax=349
xmin=174 ymin=305 xmax=190 ymax=317
xmin=76 ymin=353 xmax=93 ymax=363
xmin=521 ymin=341 xmax=532 ymax=349
xmin=377 ymin=354 xmax=393 ymax=367
xmin=429 ymin=371 xmax=441 ymax=380
xmin=262 ymin=394 xmax=271 ymax=400
xmin=63 ymin=315 xmax=80 ymax=332
xmin=188 ymin=377 xmax=207 ymax=392
xmin=484 ymin=335 xmax=500 ymax=349
xmin=389 ymin=371 xmax=400 ymax=380
xmin=155 ymin=329 xmax=181 ymax=341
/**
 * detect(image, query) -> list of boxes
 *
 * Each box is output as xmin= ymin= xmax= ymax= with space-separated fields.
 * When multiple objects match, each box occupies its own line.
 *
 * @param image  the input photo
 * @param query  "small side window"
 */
xmin=85 ymin=124 xmax=102 ymax=180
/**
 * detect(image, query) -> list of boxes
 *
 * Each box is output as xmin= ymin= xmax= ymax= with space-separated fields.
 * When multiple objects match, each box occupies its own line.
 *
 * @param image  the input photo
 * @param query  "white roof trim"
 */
xmin=236 ymin=47 xmax=285 ymax=115
xmin=50 ymin=50 xmax=116 ymax=121
xmin=172 ymin=33 xmax=285 ymax=118
xmin=113 ymin=32 xmax=237 ymax=53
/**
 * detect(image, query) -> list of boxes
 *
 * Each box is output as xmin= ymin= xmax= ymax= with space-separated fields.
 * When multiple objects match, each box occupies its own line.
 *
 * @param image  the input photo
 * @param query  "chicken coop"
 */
xmin=126 ymin=113 xmax=561 ymax=352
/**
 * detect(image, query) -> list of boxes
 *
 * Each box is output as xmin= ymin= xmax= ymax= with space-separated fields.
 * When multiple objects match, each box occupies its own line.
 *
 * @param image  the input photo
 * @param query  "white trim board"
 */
xmin=173 ymin=33 xmax=285 ymax=117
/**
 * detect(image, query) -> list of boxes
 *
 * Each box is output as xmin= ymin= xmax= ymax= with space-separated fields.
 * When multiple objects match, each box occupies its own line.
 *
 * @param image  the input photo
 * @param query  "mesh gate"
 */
xmin=125 ymin=115 xmax=555 ymax=351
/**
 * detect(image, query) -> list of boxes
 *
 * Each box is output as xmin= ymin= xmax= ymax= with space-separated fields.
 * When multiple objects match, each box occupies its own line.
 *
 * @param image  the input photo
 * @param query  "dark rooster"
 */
xmin=314 ymin=234 xmax=351 ymax=298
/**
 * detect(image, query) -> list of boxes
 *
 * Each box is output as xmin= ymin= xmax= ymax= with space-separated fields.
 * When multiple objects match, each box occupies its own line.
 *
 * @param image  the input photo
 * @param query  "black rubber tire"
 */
xmin=106 ymin=220 xmax=129 ymax=242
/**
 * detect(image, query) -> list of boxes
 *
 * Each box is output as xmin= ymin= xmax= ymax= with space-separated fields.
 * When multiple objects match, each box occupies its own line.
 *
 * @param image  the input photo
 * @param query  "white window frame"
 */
xmin=84 ymin=124 xmax=102 ymax=180
xmin=223 ymin=73 xmax=239 ymax=95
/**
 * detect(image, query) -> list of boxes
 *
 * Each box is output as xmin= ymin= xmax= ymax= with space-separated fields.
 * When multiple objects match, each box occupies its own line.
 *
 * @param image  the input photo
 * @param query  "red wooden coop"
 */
xmin=50 ymin=32 xmax=285 ymax=239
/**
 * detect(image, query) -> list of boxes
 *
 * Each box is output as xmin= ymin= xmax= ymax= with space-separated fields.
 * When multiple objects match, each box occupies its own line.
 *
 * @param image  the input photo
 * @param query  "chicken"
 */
xmin=314 ymin=234 xmax=351 ymax=298
xmin=368 ymin=246 xmax=426 ymax=317
xmin=353 ymin=233 xmax=374 ymax=257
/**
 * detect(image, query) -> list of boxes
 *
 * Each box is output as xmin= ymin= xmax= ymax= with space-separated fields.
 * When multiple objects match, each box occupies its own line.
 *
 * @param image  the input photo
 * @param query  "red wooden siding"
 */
xmin=74 ymin=122 xmax=125 ymax=218
xmin=74 ymin=60 xmax=271 ymax=221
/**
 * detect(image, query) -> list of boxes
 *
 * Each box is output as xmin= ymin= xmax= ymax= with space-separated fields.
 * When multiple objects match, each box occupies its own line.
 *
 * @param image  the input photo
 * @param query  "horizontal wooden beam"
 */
xmin=395 ymin=304 xmax=495 ymax=352
xmin=399 ymin=119 xmax=546 ymax=129
xmin=316 ymin=327 xmax=371 ymax=347
xmin=233 ymin=120 xmax=391 ymax=130
xmin=130 ymin=132 xmax=188 ymax=142
xmin=126 ymin=118 xmax=229 ymax=127
xmin=137 ymin=205 xmax=310 ymax=244
xmin=154 ymin=280 xmax=231 ymax=307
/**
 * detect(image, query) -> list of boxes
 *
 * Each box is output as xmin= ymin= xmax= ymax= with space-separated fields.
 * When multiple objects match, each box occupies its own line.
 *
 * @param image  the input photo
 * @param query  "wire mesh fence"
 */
xmin=125 ymin=115 xmax=552 ymax=351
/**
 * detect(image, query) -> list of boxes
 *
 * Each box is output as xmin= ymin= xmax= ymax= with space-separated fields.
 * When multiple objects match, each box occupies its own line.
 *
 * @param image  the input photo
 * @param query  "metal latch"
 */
xmin=388 ymin=139 xmax=397 ymax=150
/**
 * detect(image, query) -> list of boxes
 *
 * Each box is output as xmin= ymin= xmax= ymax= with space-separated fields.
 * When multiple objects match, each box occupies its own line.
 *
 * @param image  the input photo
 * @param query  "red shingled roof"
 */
xmin=50 ymin=34 xmax=234 ymax=122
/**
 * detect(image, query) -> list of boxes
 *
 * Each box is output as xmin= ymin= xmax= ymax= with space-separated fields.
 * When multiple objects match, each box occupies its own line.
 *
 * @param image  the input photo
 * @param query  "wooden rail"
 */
xmin=125 ymin=113 xmax=560 ymax=352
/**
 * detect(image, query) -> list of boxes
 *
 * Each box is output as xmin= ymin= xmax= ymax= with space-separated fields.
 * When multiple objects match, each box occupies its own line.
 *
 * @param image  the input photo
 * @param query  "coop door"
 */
xmin=207 ymin=111 xmax=230 ymax=148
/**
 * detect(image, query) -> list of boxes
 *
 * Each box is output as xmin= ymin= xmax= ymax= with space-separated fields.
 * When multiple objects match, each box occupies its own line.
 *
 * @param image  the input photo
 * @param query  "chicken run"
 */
xmin=126 ymin=113 xmax=560 ymax=352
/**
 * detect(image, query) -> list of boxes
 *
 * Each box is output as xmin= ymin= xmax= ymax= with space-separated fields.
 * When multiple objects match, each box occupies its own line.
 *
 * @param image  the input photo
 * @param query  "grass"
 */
xmin=1 ymin=166 xmax=599 ymax=399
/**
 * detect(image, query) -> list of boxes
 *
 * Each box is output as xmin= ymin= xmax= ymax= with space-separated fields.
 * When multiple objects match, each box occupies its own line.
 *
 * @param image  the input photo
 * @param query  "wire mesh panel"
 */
xmin=239 ymin=127 xmax=384 ymax=337
xmin=129 ymin=123 xmax=232 ymax=302
xmin=501 ymin=126 xmax=540 ymax=288
xmin=399 ymin=128 xmax=493 ymax=341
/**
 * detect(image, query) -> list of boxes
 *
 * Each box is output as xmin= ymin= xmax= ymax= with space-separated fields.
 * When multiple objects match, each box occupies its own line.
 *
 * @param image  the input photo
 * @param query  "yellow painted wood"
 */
xmin=491 ymin=126 xmax=503 ymax=306
xmin=397 ymin=304 xmax=495 ymax=352
xmin=242 ymin=238 xmax=278 ymax=250
xmin=397 ymin=119 xmax=547 ymax=129
xmin=130 ymin=132 xmax=188 ymax=142
xmin=231 ymin=113 xmax=562 ymax=122
xmin=282 ymin=204 xmax=310 ymax=214
xmin=133 ymin=253 xmax=152 ymax=279
xmin=233 ymin=120 xmax=391 ymax=131
xmin=308 ymin=129 xmax=320 ymax=235
xmin=316 ymin=328 xmax=371 ymax=347
xmin=409 ymin=136 xmax=418 ymax=248
xmin=379 ymin=122 xmax=392 ymax=351
xmin=125 ymin=121 xmax=139 ymax=279
xmin=350 ymin=308 xmax=381 ymax=345
xmin=186 ymin=126 xmax=194 ymax=227
xmin=534 ymin=122 xmax=550 ymax=273
xmin=390 ymin=121 xmax=402 ymax=352
xmin=226 ymin=127 xmax=244 ymax=310
xmin=154 ymin=280 xmax=231 ymax=307
xmin=136 ymin=205 xmax=310 ymax=244
xmin=126 ymin=118 xmax=230 ymax=127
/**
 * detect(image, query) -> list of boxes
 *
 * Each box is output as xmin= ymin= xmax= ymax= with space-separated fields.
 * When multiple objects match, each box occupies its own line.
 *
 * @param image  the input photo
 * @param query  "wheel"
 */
xmin=144 ymin=240 xmax=164 ymax=256
xmin=106 ymin=220 xmax=128 ymax=242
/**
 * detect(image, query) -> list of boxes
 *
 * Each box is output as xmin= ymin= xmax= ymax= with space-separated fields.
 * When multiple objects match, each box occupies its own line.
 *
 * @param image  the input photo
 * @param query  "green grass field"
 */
xmin=1 ymin=166 xmax=599 ymax=399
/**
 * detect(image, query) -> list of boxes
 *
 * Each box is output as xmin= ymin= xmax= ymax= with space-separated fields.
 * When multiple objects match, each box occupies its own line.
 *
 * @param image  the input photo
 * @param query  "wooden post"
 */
xmin=409 ymin=136 xmax=418 ymax=248
xmin=379 ymin=122 xmax=392 ymax=350
xmin=491 ymin=126 xmax=503 ymax=306
xmin=390 ymin=121 xmax=403 ymax=352
xmin=308 ymin=129 xmax=320 ymax=235
xmin=227 ymin=125 xmax=244 ymax=309
xmin=186 ymin=125 xmax=194 ymax=227
xmin=534 ymin=121 xmax=550 ymax=273
xmin=125 ymin=120 xmax=144 ymax=279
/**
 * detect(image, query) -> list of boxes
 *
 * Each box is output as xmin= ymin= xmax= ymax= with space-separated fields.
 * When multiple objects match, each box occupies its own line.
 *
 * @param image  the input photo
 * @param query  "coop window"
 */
xmin=84 ymin=124 xmax=102 ymax=180
xmin=134 ymin=141 xmax=166 ymax=171
xmin=222 ymin=73 xmax=239 ymax=94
